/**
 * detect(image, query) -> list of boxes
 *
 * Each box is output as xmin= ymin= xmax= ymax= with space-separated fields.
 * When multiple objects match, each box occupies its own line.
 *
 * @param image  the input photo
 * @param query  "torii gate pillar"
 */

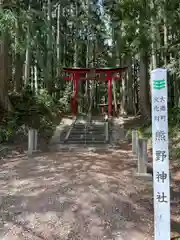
xmin=107 ymin=73 xmax=112 ymax=116
xmin=72 ymin=73 xmax=79 ymax=115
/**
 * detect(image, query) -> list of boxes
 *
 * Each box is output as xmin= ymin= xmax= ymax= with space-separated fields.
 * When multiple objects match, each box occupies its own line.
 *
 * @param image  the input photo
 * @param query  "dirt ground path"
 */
xmin=0 ymin=144 xmax=155 ymax=240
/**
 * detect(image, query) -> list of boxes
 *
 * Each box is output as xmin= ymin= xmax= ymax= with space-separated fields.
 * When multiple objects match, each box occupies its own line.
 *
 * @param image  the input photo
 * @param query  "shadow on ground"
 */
xmin=0 ymin=146 xmax=153 ymax=240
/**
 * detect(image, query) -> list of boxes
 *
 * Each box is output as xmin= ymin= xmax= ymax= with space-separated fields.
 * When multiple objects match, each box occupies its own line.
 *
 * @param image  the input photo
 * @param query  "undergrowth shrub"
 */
xmin=0 ymin=88 xmax=62 ymax=144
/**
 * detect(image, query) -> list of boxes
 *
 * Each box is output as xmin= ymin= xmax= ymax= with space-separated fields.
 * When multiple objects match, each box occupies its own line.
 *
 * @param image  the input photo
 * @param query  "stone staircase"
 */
xmin=64 ymin=116 xmax=110 ymax=145
xmin=50 ymin=115 xmax=126 ymax=151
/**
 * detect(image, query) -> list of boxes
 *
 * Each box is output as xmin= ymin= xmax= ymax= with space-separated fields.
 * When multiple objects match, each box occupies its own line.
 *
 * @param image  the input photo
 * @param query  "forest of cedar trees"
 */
xmin=0 ymin=0 xmax=180 ymax=143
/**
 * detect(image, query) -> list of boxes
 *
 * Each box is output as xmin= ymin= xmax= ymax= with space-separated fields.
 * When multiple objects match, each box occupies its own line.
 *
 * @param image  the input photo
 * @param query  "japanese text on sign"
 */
xmin=151 ymin=68 xmax=170 ymax=240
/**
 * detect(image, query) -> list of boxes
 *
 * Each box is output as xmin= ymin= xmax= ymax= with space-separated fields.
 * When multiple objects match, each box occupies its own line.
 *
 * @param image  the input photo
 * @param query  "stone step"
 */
xmin=86 ymin=129 xmax=105 ymax=132
xmin=68 ymin=129 xmax=106 ymax=134
xmin=70 ymin=128 xmax=84 ymax=130
xmin=64 ymin=140 xmax=108 ymax=144
xmin=69 ymin=129 xmax=105 ymax=134
xmin=71 ymin=128 xmax=105 ymax=132
xmin=61 ymin=118 xmax=112 ymax=144
xmin=68 ymin=138 xmax=106 ymax=142
xmin=68 ymin=136 xmax=105 ymax=141
xmin=69 ymin=133 xmax=105 ymax=138
xmin=68 ymin=135 xmax=105 ymax=139
xmin=71 ymin=127 xmax=104 ymax=130
xmin=70 ymin=130 xmax=105 ymax=133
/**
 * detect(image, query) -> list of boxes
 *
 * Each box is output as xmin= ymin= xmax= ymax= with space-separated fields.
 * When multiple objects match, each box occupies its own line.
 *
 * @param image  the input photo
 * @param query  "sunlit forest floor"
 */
xmin=0 ymin=116 xmax=179 ymax=239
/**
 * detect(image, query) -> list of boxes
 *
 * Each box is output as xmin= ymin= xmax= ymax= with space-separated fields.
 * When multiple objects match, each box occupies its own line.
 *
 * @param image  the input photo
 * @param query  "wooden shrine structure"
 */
xmin=62 ymin=67 xmax=127 ymax=116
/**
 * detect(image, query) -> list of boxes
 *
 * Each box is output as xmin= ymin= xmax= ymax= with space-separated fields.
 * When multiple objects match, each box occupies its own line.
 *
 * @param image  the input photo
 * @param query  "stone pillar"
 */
xmin=132 ymin=130 xmax=138 ymax=155
xmin=135 ymin=138 xmax=152 ymax=180
xmin=28 ymin=128 xmax=38 ymax=155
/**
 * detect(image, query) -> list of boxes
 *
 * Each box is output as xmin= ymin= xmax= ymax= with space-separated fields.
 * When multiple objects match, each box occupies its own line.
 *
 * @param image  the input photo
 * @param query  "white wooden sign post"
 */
xmin=151 ymin=68 xmax=170 ymax=240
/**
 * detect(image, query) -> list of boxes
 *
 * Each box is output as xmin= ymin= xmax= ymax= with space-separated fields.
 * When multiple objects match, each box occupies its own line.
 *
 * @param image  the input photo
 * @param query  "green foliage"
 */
xmin=0 ymin=89 xmax=62 ymax=144
xmin=138 ymin=126 xmax=152 ymax=139
xmin=0 ymin=9 xmax=16 ymax=34
xmin=175 ymin=147 xmax=180 ymax=157
xmin=0 ymin=128 xmax=11 ymax=143
xmin=59 ymin=82 xmax=73 ymax=113
xmin=169 ymin=106 xmax=180 ymax=126
xmin=37 ymin=89 xmax=54 ymax=108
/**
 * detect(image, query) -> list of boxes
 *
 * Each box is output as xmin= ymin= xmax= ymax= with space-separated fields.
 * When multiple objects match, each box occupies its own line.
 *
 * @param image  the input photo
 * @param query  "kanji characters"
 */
xmin=155 ymin=130 xmax=166 ymax=141
xmin=153 ymin=96 xmax=166 ymax=103
xmin=156 ymin=192 xmax=168 ymax=203
xmin=156 ymin=171 xmax=167 ymax=183
xmin=155 ymin=150 xmax=167 ymax=162
xmin=154 ymin=115 xmax=166 ymax=122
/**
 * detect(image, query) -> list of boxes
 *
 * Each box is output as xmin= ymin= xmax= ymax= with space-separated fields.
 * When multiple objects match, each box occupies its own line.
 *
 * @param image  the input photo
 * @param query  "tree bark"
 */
xmin=139 ymin=50 xmax=150 ymax=119
xmin=126 ymin=56 xmax=134 ymax=114
xmin=15 ymin=54 xmax=23 ymax=93
xmin=0 ymin=32 xmax=12 ymax=111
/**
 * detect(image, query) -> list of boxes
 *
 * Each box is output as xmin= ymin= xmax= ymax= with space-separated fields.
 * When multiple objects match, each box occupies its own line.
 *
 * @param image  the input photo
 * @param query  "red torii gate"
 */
xmin=62 ymin=67 xmax=127 ymax=116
